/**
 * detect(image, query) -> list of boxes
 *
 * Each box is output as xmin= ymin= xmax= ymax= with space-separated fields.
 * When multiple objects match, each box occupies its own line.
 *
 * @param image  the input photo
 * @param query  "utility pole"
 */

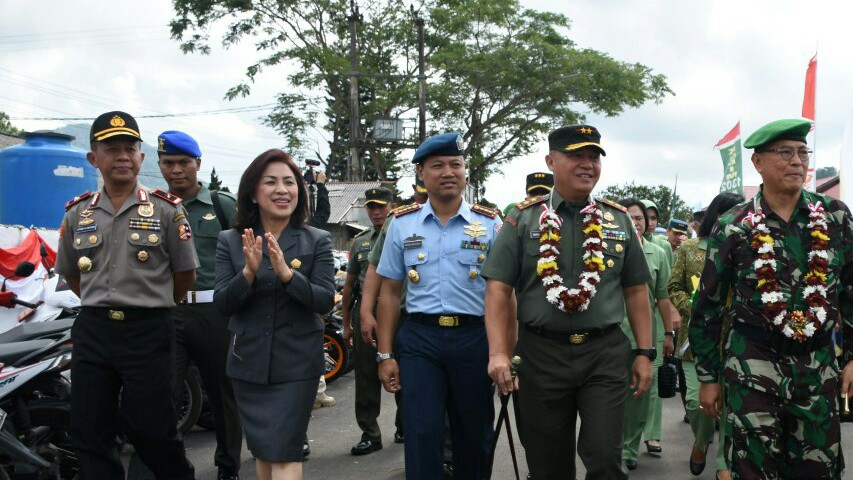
xmin=412 ymin=5 xmax=426 ymax=143
xmin=348 ymin=0 xmax=362 ymax=180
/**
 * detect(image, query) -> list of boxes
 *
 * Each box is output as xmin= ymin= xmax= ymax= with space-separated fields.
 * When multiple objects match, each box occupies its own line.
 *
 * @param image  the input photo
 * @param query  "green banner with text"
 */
xmin=718 ymin=139 xmax=744 ymax=196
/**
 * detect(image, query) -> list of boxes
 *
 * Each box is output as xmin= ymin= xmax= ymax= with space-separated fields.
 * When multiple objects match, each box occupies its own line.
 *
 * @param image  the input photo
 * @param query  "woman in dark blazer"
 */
xmin=214 ymin=149 xmax=335 ymax=480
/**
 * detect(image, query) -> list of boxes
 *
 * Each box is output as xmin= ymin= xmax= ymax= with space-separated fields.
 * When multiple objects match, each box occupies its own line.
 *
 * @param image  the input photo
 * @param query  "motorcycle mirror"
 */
xmin=14 ymin=261 xmax=36 ymax=278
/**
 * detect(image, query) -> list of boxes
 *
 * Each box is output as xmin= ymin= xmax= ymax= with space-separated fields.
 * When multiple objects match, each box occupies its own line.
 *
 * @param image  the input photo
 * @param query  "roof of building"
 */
xmin=325 ymin=181 xmax=382 ymax=224
xmin=0 ymin=132 xmax=24 ymax=149
xmin=743 ymin=175 xmax=840 ymax=201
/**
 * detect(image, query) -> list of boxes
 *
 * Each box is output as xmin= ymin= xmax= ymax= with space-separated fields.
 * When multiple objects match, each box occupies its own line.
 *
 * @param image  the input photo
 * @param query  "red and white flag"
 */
xmin=802 ymin=54 xmax=817 ymax=191
xmin=714 ymin=121 xmax=740 ymax=149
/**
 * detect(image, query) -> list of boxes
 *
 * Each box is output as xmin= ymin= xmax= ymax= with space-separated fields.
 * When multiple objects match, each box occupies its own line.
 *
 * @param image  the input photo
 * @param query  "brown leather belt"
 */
xmin=524 ymin=323 xmax=619 ymax=345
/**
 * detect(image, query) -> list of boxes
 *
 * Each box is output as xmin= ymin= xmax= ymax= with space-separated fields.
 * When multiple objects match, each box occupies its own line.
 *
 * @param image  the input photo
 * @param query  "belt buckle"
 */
xmin=108 ymin=310 xmax=125 ymax=321
xmin=438 ymin=316 xmax=459 ymax=327
xmin=569 ymin=333 xmax=587 ymax=345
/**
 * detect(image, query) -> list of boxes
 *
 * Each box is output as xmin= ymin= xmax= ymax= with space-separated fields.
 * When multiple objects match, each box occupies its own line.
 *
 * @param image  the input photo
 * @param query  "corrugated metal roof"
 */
xmin=0 ymin=133 xmax=24 ymax=149
xmin=325 ymin=181 xmax=381 ymax=224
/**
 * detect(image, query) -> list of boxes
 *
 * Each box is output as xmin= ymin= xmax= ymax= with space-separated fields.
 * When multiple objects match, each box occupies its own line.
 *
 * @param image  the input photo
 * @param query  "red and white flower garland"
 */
xmin=747 ymin=200 xmax=829 ymax=341
xmin=536 ymin=200 xmax=605 ymax=313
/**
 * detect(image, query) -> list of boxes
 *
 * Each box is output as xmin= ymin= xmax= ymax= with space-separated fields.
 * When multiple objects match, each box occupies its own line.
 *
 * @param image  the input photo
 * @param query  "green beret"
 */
xmin=743 ymin=119 xmax=812 ymax=150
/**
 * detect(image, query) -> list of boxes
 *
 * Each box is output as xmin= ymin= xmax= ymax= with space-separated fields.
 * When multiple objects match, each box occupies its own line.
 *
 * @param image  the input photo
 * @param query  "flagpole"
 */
xmin=813 ymin=48 xmax=818 ymax=191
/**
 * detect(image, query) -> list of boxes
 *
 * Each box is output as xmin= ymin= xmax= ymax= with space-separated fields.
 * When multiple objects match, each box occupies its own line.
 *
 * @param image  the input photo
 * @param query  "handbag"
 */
xmin=657 ymin=356 xmax=678 ymax=399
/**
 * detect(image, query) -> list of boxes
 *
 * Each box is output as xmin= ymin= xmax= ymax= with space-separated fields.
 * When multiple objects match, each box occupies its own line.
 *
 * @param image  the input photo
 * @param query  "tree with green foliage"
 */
xmin=598 ymin=182 xmax=690 ymax=226
xmin=815 ymin=166 xmax=837 ymax=180
xmin=170 ymin=0 xmax=672 ymax=195
xmin=208 ymin=167 xmax=231 ymax=192
xmin=0 ymin=111 xmax=23 ymax=136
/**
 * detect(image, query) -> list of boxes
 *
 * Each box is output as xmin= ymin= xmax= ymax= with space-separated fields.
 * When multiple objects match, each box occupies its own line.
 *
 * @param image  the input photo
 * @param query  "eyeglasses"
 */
xmin=757 ymin=147 xmax=812 ymax=162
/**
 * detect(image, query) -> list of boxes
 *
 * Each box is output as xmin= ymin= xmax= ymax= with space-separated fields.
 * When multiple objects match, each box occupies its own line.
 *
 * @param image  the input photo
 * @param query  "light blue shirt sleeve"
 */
xmin=376 ymin=216 xmax=405 ymax=280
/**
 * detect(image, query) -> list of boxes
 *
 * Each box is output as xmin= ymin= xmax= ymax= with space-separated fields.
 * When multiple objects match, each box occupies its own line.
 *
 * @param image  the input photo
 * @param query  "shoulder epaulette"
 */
xmin=471 ymin=203 xmax=499 ymax=219
xmin=151 ymin=189 xmax=182 ymax=205
xmin=597 ymin=197 xmax=627 ymax=213
xmin=515 ymin=195 xmax=547 ymax=211
xmin=65 ymin=191 xmax=92 ymax=211
xmin=392 ymin=203 xmax=421 ymax=218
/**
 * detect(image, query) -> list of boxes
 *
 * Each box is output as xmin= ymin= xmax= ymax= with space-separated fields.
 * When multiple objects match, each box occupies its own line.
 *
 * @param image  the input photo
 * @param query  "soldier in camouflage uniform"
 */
xmin=689 ymin=119 xmax=853 ymax=479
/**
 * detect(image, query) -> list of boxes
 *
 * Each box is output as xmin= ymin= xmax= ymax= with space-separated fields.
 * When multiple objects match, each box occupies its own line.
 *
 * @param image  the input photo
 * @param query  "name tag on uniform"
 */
xmin=76 ymin=224 xmax=97 ymax=233
xmin=403 ymin=234 xmax=425 ymax=249
xmin=529 ymin=230 xmax=541 ymax=239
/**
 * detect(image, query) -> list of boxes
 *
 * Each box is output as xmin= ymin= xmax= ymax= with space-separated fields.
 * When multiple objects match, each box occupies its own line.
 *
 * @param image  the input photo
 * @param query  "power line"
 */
xmin=0 ymin=25 xmax=168 ymax=39
xmin=9 ymin=104 xmax=280 ymax=121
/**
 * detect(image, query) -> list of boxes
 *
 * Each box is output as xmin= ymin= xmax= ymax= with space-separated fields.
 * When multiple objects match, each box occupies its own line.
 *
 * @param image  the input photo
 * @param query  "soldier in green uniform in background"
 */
xmin=157 ymin=130 xmax=243 ymax=479
xmin=342 ymin=187 xmax=403 ymax=455
xmin=483 ymin=125 xmax=654 ymax=479
xmin=690 ymin=119 xmax=853 ymax=479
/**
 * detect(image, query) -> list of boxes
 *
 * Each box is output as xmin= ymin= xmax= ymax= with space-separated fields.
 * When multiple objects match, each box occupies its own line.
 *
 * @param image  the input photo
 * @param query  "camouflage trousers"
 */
xmin=725 ymin=381 xmax=843 ymax=479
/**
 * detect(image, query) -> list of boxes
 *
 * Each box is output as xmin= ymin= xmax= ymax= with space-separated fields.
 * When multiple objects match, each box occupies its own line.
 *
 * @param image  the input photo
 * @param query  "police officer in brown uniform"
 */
xmin=55 ymin=111 xmax=198 ymax=479
xmin=483 ymin=125 xmax=654 ymax=479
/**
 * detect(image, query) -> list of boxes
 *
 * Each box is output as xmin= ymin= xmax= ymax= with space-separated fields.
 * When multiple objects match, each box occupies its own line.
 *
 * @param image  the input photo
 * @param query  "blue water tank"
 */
xmin=0 ymin=131 xmax=97 ymax=228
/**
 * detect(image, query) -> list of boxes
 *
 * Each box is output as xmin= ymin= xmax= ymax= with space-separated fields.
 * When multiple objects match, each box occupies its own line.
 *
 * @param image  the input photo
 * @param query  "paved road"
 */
xmin=138 ymin=371 xmax=853 ymax=479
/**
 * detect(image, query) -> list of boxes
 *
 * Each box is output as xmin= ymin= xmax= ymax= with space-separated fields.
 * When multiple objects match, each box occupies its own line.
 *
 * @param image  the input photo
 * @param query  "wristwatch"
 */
xmin=664 ymin=330 xmax=675 ymax=337
xmin=633 ymin=348 xmax=657 ymax=361
xmin=376 ymin=352 xmax=395 ymax=363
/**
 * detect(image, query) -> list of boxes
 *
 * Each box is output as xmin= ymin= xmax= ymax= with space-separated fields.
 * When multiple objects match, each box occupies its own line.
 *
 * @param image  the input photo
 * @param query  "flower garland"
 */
xmin=536 ymin=200 xmax=605 ymax=313
xmin=747 ymin=200 xmax=829 ymax=341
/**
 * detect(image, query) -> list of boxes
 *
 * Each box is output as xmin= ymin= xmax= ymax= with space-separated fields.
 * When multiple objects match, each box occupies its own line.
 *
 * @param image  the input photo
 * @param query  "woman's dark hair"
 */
xmin=234 ymin=149 xmax=310 ymax=230
xmin=617 ymin=196 xmax=648 ymax=235
xmin=698 ymin=192 xmax=744 ymax=238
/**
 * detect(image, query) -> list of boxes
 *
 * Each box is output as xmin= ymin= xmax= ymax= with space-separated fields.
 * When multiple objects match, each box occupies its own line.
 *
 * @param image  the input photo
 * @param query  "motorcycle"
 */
xmin=0 ymin=263 xmax=76 ymax=479
xmin=323 ymin=295 xmax=353 ymax=384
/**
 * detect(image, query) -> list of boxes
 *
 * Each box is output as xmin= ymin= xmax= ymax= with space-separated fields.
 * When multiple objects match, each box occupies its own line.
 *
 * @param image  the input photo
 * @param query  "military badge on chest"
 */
xmin=462 ymin=221 xmax=489 ymax=279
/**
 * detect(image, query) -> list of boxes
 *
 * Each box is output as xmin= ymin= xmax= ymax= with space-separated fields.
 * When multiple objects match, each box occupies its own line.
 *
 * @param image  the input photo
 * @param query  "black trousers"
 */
xmin=517 ymin=326 xmax=630 ymax=480
xmin=71 ymin=308 xmax=194 ymax=480
xmin=173 ymin=302 xmax=243 ymax=473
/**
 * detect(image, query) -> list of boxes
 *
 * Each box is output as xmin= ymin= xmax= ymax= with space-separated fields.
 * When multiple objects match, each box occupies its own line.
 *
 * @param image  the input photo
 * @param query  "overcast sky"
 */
xmin=2 ymin=0 xmax=851 ymax=212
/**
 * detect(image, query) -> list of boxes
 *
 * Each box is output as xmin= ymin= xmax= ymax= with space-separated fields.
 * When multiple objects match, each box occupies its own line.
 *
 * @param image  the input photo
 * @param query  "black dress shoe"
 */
xmin=218 ymin=471 xmax=239 ymax=480
xmin=689 ymin=443 xmax=707 ymax=475
xmin=303 ymin=441 xmax=311 ymax=458
xmin=443 ymin=461 xmax=454 ymax=479
xmin=645 ymin=440 xmax=662 ymax=455
xmin=351 ymin=439 xmax=383 ymax=456
xmin=684 ymin=413 xmax=690 ymax=424
xmin=625 ymin=459 xmax=638 ymax=470
xmin=394 ymin=430 xmax=405 ymax=443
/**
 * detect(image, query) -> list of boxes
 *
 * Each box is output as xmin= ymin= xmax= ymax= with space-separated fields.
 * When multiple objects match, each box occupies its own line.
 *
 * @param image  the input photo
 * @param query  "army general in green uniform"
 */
xmin=690 ymin=119 xmax=853 ymax=479
xmin=483 ymin=125 xmax=654 ymax=479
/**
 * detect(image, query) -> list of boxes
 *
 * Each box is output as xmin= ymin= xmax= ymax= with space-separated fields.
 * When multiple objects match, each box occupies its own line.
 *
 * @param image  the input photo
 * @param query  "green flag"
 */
xmin=715 ymin=122 xmax=744 ymax=196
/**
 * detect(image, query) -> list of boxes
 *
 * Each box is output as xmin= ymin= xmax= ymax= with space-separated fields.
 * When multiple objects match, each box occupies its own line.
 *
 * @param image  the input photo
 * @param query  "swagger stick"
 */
xmin=486 ymin=356 xmax=522 ymax=479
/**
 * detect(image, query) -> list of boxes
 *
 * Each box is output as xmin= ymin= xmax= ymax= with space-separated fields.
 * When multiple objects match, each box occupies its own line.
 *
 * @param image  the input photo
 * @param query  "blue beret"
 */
xmin=157 ymin=130 xmax=202 ymax=158
xmin=412 ymin=132 xmax=465 ymax=164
